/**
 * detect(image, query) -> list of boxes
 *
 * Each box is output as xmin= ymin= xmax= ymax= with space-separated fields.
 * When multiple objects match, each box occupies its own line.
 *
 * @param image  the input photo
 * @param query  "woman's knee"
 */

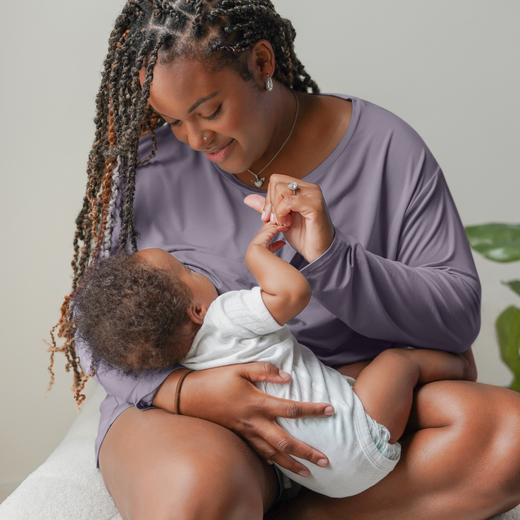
xmin=100 ymin=408 xmax=275 ymax=520
xmin=414 ymin=381 xmax=520 ymax=505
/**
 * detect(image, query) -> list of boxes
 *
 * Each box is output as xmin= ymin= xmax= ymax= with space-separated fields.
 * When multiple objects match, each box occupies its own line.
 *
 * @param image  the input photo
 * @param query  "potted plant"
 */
xmin=465 ymin=224 xmax=520 ymax=390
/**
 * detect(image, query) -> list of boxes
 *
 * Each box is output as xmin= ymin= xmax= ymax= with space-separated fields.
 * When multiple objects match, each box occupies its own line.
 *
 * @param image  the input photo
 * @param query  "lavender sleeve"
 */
xmin=301 ymin=167 xmax=481 ymax=353
xmin=76 ymin=335 xmax=179 ymax=409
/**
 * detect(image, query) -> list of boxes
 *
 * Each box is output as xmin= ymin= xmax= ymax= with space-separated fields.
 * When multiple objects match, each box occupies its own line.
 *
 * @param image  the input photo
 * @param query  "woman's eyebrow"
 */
xmin=187 ymin=90 xmax=220 ymax=113
xmin=154 ymin=90 xmax=221 ymax=120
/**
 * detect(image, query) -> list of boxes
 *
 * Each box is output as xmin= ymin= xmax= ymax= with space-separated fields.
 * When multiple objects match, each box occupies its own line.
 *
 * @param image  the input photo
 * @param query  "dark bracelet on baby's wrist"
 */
xmin=174 ymin=369 xmax=195 ymax=415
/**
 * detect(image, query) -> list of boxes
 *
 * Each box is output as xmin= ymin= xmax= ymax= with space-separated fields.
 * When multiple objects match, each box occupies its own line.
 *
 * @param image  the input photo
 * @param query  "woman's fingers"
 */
xmin=242 ymin=361 xmax=293 ymax=384
xmin=264 ymin=393 xmax=335 ymax=420
xmin=249 ymin=422 xmax=330 ymax=475
xmin=243 ymin=193 xmax=272 ymax=222
xmin=242 ymin=362 xmax=335 ymax=419
xmin=260 ymin=422 xmax=330 ymax=469
xmin=249 ymin=433 xmax=313 ymax=476
xmin=243 ymin=194 xmax=266 ymax=215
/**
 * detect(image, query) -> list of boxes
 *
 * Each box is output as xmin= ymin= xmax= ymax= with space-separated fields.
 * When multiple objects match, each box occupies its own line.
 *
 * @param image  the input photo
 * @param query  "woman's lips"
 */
xmin=204 ymin=139 xmax=235 ymax=163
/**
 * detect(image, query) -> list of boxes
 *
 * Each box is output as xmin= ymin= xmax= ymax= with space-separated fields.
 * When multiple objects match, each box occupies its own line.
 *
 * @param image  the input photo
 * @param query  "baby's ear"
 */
xmin=187 ymin=304 xmax=205 ymax=325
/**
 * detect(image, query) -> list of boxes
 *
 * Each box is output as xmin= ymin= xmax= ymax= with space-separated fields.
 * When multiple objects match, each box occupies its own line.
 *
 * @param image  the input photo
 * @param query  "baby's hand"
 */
xmin=249 ymin=222 xmax=287 ymax=254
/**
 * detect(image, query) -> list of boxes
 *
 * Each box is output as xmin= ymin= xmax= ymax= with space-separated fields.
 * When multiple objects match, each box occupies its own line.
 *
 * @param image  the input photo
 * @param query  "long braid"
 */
xmin=52 ymin=0 xmax=320 ymax=406
xmin=101 ymin=160 xmax=122 ymax=260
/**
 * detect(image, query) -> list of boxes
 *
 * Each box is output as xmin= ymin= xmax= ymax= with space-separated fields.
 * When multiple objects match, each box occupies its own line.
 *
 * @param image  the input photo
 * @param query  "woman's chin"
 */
xmin=214 ymin=156 xmax=251 ymax=175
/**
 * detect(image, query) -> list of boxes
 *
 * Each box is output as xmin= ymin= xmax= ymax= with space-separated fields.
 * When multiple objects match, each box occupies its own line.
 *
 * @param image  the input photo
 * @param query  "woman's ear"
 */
xmin=187 ymin=304 xmax=205 ymax=325
xmin=249 ymin=39 xmax=275 ymax=84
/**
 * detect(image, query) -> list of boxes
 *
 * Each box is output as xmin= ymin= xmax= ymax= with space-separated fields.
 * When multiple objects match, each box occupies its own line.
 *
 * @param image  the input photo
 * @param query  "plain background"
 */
xmin=1 ymin=0 xmax=519 ymax=502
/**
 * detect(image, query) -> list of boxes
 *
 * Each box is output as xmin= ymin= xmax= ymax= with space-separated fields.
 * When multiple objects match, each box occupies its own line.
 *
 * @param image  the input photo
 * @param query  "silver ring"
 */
xmin=288 ymin=182 xmax=299 ymax=195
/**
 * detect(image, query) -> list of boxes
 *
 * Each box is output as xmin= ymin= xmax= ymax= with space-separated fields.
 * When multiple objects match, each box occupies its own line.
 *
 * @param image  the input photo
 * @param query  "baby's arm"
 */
xmin=245 ymin=222 xmax=311 ymax=325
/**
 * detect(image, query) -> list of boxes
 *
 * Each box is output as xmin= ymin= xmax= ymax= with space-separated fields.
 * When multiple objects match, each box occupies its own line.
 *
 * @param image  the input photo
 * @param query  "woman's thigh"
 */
xmin=99 ymin=407 xmax=279 ymax=520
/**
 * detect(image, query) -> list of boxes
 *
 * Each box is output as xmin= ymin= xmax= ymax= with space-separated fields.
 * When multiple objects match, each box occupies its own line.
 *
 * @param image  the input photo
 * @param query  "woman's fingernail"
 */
xmin=298 ymin=469 xmax=310 ymax=477
xmin=267 ymin=460 xmax=274 ymax=465
xmin=317 ymin=458 xmax=328 ymax=467
xmin=324 ymin=406 xmax=335 ymax=416
xmin=261 ymin=210 xmax=266 ymax=220
xmin=279 ymin=370 xmax=291 ymax=380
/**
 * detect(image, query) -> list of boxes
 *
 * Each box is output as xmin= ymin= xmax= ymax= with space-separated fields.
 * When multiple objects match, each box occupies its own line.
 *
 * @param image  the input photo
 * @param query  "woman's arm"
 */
xmin=246 ymin=168 xmax=481 ymax=354
xmin=301 ymin=169 xmax=480 ymax=353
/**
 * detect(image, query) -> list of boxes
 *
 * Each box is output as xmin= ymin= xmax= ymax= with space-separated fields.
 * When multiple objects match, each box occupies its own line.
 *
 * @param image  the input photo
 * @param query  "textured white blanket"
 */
xmin=0 ymin=383 xmax=518 ymax=520
xmin=0 ymin=385 xmax=121 ymax=520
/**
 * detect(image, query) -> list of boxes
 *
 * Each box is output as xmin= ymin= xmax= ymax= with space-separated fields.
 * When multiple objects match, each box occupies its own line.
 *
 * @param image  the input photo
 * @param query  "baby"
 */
xmin=74 ymin=222 xmax=475 ymax=498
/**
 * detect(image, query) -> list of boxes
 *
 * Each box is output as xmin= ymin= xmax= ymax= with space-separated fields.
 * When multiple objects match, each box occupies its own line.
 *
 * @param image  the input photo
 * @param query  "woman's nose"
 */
xmin=184 ymin=125 xmax=214 ymax=151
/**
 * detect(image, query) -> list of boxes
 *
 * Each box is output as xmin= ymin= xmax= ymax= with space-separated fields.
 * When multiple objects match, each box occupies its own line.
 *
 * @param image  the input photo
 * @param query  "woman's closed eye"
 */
xmin=204 ymin=104 xmax=222 ymax=121
xmin=168 ymin=105 xmax=222 ymax=128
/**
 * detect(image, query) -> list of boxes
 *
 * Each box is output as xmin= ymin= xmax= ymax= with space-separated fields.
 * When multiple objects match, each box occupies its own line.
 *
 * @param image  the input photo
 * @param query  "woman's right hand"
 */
xmin=153 ymin=363 xmax=334 ymax=476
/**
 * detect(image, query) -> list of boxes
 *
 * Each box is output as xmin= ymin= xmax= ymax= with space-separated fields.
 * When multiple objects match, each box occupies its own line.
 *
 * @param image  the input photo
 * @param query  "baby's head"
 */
xmin=74 ymin=249 xmax=218 ymax=373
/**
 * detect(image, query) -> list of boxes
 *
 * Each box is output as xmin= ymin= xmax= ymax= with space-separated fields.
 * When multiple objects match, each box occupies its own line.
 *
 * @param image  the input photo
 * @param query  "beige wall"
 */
xmin=1 ymin=0 xmax=519 ymax=501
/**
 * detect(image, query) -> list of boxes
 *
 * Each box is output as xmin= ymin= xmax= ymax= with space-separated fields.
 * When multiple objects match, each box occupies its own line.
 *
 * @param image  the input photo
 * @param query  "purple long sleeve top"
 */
xmin=77 ymin=95 xmax=481 ymax=462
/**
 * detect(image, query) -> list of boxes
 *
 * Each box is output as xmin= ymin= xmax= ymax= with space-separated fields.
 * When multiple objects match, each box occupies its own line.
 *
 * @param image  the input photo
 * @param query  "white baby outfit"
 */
xmin=182 ymin=287 xmax=400 ymax=498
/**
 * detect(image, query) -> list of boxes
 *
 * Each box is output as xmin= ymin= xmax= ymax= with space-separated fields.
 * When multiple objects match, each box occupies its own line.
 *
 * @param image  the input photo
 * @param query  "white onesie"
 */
xmin=182 ymin=287 xmax=400 ymax=498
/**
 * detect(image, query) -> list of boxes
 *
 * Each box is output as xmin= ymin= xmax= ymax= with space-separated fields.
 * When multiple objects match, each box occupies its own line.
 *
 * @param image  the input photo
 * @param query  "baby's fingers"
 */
xmin=268 ymin=240 xmax=286 ymax=254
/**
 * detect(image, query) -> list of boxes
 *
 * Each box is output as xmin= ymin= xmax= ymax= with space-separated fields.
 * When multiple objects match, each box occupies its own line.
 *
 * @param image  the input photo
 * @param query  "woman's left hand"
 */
xmin=244 ymin=174 xmax=335 ymax=263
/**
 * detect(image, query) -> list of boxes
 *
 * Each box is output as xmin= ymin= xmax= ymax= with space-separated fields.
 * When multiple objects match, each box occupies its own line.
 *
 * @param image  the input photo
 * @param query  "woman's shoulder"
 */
xmin=347 ymin=94 xmax=440 ymax=178
xmin=318 ymin=94 xmax=442 ymax=201
xmin=345 ymin=95 xmax=431 ymax=153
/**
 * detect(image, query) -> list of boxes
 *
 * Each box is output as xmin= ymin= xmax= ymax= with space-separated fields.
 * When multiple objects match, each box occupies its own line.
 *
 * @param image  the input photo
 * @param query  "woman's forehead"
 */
xmin=146 ymin=58 xmax=243 ymax=117
xmin=150 ymin=59 xmax=224 ymax=103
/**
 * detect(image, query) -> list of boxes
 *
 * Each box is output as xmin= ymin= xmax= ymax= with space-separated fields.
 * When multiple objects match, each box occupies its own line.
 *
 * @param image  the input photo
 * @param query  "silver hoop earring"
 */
xmin=265 ymin=74 xmax=274 ymax=92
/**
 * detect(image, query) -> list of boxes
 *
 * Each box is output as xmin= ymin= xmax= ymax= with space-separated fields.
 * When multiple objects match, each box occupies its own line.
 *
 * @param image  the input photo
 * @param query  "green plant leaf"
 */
xmin=465 ymin=223 xmax=520 ymax=262
xmin=502 ymin=280 xmax=520 ymax=298
xmin=496 ymin=306 xmax=520 ymax=391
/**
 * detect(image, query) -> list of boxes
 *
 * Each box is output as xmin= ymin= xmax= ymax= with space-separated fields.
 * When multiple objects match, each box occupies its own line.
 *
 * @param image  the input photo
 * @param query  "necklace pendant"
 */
xmin=252 ymin=177 xmax=265 ymax=188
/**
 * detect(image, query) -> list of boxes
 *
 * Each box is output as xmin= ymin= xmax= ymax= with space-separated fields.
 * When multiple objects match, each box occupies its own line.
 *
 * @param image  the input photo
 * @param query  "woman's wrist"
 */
xmin=174 ymin=369 xmax=195 ymax=414
xmin=152 ymin=368 xmax=191 ymax=413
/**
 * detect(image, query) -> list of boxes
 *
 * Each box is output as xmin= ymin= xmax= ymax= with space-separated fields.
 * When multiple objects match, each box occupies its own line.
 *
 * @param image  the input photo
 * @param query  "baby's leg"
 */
xmin=352 ymin=348 xmax=475 ymax=443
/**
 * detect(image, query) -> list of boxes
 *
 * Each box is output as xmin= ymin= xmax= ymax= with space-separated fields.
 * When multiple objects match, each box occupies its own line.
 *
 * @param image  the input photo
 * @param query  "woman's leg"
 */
xmin=266 ymin=381 xmax=520 ymax=520
xmin=99 ymin=407 xmax=278 ymax=520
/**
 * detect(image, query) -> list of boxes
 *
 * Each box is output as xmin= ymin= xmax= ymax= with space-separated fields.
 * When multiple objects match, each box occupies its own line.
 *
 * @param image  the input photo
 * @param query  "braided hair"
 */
xmin=48 ymin=0 xmax=319 ymax=407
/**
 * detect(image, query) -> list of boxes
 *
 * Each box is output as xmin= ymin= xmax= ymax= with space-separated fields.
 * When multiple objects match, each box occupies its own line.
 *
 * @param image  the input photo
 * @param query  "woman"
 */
xmin=50 ymin=1 xmax=520 ymax=518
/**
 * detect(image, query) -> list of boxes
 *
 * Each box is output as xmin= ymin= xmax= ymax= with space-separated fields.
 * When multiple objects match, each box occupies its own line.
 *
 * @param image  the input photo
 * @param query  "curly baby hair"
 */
xmin=73 ymin=254 xmax=194 ymax=375
xmin=48 ymin=0 xmax=319 ymax=406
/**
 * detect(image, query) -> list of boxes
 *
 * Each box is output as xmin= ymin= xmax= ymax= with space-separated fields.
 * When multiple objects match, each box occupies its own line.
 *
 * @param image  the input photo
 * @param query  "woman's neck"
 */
xmin=234 ymin=91 xmax=352 ymax=191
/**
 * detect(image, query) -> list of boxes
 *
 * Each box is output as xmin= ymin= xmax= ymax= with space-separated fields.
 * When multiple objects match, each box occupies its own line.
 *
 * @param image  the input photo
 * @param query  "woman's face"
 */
xmin=143 ymin=56 xmax=274 ymax=174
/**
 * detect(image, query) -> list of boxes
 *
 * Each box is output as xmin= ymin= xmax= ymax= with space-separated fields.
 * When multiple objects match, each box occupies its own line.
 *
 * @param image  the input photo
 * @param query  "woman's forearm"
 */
xmin=152 ymin=368 xmax=186 ymax=412
xmin=301 ymin=171 xmax=481 ymax=353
